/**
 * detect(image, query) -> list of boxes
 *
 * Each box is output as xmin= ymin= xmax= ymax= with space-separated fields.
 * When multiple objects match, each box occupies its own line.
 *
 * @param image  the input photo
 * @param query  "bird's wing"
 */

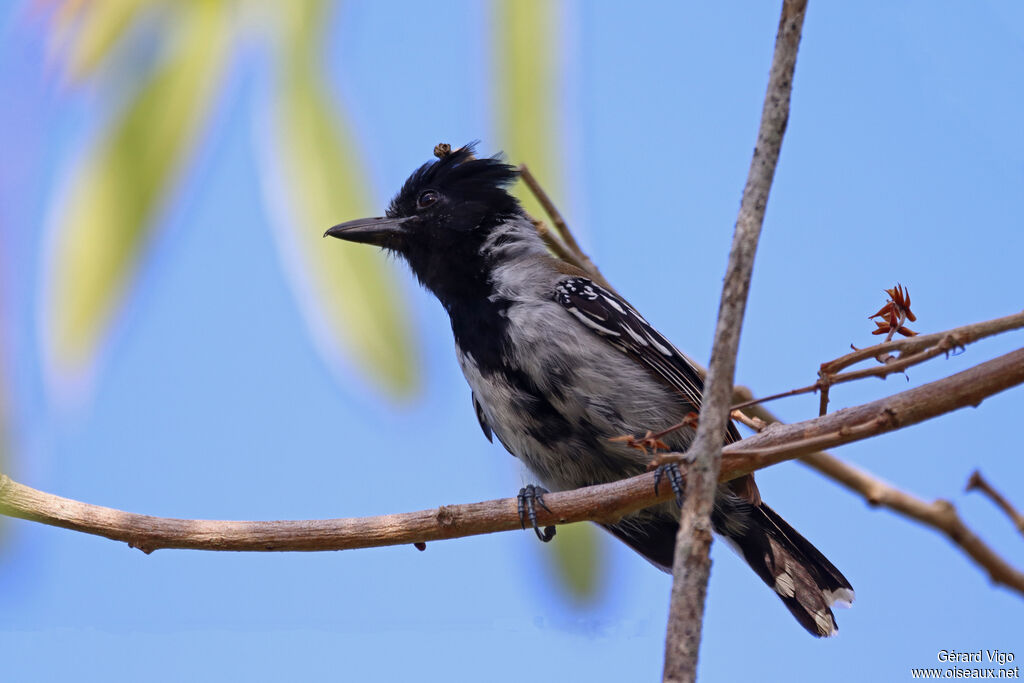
xmin=472 ymin=391 xmax=493 ymax=443
xmin=553 ymin=276 xmax=740 ymax=443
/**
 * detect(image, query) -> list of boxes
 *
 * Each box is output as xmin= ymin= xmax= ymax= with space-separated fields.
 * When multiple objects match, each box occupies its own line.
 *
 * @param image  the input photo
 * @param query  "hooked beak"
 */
xmin=323 ymin=216 xmax=413 ymax=248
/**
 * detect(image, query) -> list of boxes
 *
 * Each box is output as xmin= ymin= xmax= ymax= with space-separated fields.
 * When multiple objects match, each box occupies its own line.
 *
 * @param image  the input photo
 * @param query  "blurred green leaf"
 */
xmin=45 ymin=1 xmax=230 ymax=376
xmin=495 ymin=0 xmax=603 ymax=600
xmin=61 ymin=0 xmax=150 ymax=81
xmin=268 ymin=1 xmax=417 ymax=397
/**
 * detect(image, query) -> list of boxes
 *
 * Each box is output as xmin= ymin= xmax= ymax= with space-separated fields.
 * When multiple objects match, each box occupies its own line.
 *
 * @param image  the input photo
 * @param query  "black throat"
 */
xmin=403 ymin=218 xmax=515 ymax=377
xmin=381 ymin=146 xmax=528 ymax=375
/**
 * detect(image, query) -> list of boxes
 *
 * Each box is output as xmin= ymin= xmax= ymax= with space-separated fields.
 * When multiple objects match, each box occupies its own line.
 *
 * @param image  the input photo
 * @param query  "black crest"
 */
xmin=386 ymin=143 xmax=522 ymax=222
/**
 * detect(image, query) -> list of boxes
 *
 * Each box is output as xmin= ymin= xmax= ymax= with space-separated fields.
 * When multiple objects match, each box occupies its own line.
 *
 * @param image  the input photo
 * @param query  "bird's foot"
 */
xmin=518 ymin=485 xmax=556 ymax=542
xmin=653 ymin=463 xmax=687 ymax=509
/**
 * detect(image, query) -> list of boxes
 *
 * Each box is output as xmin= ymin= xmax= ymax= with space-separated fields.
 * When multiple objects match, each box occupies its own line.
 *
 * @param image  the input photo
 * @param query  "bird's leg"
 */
xmin=653 ymin=462 xmax=689 ymax=509
xmin=517 ymin=485 xmax=556 ymax=542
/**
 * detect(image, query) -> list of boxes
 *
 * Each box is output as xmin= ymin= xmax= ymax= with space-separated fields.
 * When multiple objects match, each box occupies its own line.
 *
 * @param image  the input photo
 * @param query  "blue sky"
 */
xmin=1 ymin=2 xmax=1022 ymax=681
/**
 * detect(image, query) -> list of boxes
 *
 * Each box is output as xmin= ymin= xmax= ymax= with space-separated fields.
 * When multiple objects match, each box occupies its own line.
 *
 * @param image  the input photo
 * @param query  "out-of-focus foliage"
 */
xmin=494 ymin=0 xmax=604 ymax=601
xmin=267 ymin=1 xmax=415 ymax=395
xmin=34 ymin=0 xmax=599 ymax=599
xmin=41 ymin=0 xmax=417 ymax=397
xmin=0 ymin=297 xmax=7 ymax=542
xmin=45 ymin=1 xmax=229 ymax=376
xmin=50 ymin=0 xmax=148 ymax=80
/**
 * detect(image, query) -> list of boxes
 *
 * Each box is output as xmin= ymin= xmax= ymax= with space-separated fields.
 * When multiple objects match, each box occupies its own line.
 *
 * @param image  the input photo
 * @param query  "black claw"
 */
xmin=654 ymin=463 xmax=686 ymax=508
xmin=517 ymin=485 xmax=556 ymax=543
xmin=518 ymin=488 xmax=528 ymax=529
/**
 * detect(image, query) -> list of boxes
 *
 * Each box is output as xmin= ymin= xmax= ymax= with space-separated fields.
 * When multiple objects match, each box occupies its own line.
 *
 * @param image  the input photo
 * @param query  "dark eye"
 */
xmin=417 ymin=190 xmax=439 ymax=210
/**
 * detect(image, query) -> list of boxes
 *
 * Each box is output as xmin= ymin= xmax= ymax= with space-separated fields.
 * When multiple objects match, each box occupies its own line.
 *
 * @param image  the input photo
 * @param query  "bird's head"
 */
xmin=325 ymin=144 xmax=531 ymax=305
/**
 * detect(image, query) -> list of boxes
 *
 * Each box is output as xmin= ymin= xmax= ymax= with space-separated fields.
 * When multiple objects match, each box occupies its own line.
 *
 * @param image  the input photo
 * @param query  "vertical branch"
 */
xmin=662 ymin=2 xmax=808 ymax=681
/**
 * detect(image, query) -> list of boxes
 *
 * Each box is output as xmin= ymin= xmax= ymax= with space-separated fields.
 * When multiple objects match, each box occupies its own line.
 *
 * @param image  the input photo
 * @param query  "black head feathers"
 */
xmin=326 ymin=143 xmax=531 ymax=309
xmin=386 ymin=143 xmax=521 ymax=220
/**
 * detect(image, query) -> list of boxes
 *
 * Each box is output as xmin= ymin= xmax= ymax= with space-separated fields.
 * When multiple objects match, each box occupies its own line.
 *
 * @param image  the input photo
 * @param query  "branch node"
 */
xmin=129 ymin=540 xmax=156 ymax=555
xmin=932 ymin=499 xmax=958 ymax=527
xmin=879 ymin=407 xmax=900 ymax=429
xmin=965 ymin=469 xmax=1024 ymax=536
xmin=435 ymin=506 xmax=456 ymax=528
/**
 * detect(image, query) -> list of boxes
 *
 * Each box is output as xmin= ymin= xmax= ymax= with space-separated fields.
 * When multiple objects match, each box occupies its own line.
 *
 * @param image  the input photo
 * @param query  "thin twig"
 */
xmin=725 ymin=310 xmax=1024 ymax=416
xmin=530 ymin=217 xmax=580 ymax=268
xmin=518 ymin=165 xmax=573 ymax=249
xmin=518 ymin=164 xmax=613 ymax=291
xmin=717 ymin=347 xmax=1024 ymax=481
xmin=2 ymin=345 xmax=1022 ymax=592
xmin=730 ymin=383 xmax=820 ymax=412
xmin=822 ymin=310 xmax=1024 ymax=376
xmin=662 ymin=3 xmax=807 ymax=680
xmin=966 ymin=470 xmax=1024 ymax=537
xmin=730 ymin=408 xmax=767 ymax=432
xmin=818 ymin=378 xmax=831 ymax=417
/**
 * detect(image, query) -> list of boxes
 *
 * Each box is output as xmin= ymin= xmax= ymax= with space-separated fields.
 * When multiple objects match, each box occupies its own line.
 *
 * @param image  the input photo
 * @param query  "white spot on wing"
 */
xmin=774 ymin=572 xmax=796 ymax=598
xmin=814 ymin=610 xmax=837 ymax=637
xmin=645 ymin=332 xmax=673 ymax=356
xmin=568 ymin=307 xmax=620 ymax=336
xmin=622 ymin=324 xmax=649 ymax=346
xmin=601 ymin=294 xmax=625 ymax=313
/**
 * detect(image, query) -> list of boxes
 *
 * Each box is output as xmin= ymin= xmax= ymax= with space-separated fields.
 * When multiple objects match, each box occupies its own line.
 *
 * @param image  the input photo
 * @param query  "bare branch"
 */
xmin=518 ymin=165 xmax=572 ymax=251
xmin=729 ymin=309 xmax=1024 ymax=415
xmin=966 ymin=470 xmax=1024 ymax=537
xmin=529 ymin=216 xmax=581 ymax=268
xmin=1 ymin=346 xmax=1022 ymax=594
xmin=799 ymin=453 xmax=1024 ymax=593
xmin=736 ymin=376 xmax=1024 ymax=599
xmin=718 ymin=347 xmax=1024 ymax=481
xmin=663 ymin=3 xmax=807 ymax=679
xmin=822 ymin=310 xmax=1024 ymax=376
xmin=518 ymin=164 xmax=611 ymax=286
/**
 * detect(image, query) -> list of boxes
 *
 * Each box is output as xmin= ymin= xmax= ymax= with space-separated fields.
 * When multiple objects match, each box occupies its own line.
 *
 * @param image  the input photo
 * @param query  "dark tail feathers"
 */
xmin=604 ymin=501 xmax=853 ymax=637
xmin=717 ymin=501 xmax=854 ymax=637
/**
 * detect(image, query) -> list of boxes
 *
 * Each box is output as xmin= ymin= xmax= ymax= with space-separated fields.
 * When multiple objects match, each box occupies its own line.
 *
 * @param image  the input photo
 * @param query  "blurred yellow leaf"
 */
xmin=495 ymin=0 xmax=603 ymax=600
xmin=268 ymin=1 xmax=417 ymax=396
xmin=44 ymin=1 xmax=230 ymax=377
xmin=549 ymin=522 xmax=604 ymax=602
xmin=59 ymin=0 xmax=150 ymax=80
xmin=0 ymin=290 xmax=7 ymax=544
xmin=494 ymin=0 xmax=561 ymax=218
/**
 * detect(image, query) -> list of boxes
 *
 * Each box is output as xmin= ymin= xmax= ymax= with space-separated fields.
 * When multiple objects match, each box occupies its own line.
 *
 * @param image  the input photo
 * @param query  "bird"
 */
xmin=325 ymin=144 xmax=854 ymax=637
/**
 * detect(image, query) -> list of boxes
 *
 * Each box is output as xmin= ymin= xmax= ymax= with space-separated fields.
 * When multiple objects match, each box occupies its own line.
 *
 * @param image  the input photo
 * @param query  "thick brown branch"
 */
xmin=736 ymin=366 xmax=1024 ymax=598
xmin=966 ymin=470 xmax=1024 ymax=537
xmin=0 ymin=472 xmax=668 ymax=555
xmin=718 ymin=347 xmax=1024 ymax=481
xmin=1 ymin=347 xmax=1021 ymax=594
